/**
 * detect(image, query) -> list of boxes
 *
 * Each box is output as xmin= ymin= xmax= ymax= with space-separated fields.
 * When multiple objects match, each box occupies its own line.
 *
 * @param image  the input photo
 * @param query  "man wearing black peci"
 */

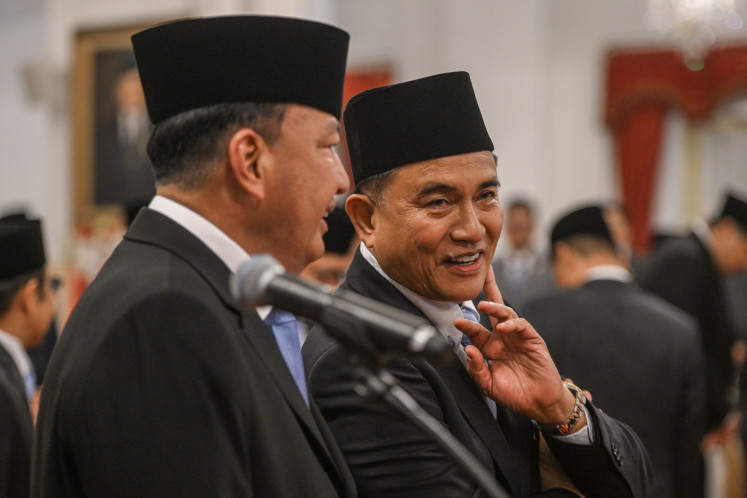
xmin=32 ymin=16 xmax=356 ymax=497
xmin=639 ymin=193 xmax=747 ymax=448
xmin=523 ymin=204 xmax=706 ymax=497
xmin=304 ymin=72 xmax=652 ymax=497
xmin=0 ymin=214 xmax=56 ymax=498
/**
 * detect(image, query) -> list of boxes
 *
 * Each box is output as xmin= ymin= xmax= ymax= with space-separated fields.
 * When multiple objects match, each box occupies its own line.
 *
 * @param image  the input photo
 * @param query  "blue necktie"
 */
xmin=264 ymin=309 xmax=309 ymax=406
xmin=23 ymin=368 xmax=36 ymax=403
xmin=460 ymin=306 xmax=481 ymax=327
xmin=460 ymin=306 xmax=498 ymax=418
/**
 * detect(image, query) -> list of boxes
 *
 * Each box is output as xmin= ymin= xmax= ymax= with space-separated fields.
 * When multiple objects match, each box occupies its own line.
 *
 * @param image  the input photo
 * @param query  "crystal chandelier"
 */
xmin=645 ymin=0 xmax=744 ymax=70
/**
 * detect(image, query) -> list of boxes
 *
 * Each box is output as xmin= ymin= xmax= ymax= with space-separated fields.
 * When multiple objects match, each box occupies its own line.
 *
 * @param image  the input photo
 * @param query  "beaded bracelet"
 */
xmin=536 ymin=381 xmax=587 ymax=436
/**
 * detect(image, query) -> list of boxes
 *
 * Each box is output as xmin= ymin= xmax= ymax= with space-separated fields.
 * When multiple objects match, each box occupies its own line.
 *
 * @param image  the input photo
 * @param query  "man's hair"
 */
xmin=147 ymin=102 xmax=287 ymax=189
xmin=354 ymin=169 xmax=396 ymax=207
xmin=0 ymin=268 xmax=45 ymax=317
xmin=551 ymin=234 xmax=616 ymax=261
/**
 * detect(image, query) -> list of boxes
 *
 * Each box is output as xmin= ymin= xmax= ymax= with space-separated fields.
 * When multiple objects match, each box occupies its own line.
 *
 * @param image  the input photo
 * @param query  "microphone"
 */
xmin=230 ymin=254 xmax=453 ymax=364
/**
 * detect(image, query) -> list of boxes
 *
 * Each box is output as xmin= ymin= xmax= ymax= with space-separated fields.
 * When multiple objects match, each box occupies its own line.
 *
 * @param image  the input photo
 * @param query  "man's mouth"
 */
xmin=321 ymin=204 xmax=336 ymax=232
xmin=446 ymin=253 xmax=481 ymax=266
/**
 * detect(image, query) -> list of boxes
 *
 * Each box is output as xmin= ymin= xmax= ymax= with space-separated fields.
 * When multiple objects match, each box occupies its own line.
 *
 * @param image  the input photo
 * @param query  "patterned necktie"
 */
xmin=460 ymin=305 xmax=498 ymax=418
xmin=264 ymin=309 xmax=309 ymax=407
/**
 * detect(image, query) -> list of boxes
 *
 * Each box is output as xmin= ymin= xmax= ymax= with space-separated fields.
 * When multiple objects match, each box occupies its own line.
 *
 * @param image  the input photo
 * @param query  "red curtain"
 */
xmin=604 ymin=45 xmax=747 ymax=252
xmin=613 ymin=103 xmax=666 ymax=251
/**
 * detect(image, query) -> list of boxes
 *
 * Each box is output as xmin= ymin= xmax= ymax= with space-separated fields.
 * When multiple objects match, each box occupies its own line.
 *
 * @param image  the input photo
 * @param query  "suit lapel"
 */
xmin=124 ymin=209 xmax=346 ymax=486
xmin=0 ymin=345 xmax=27 ymax=403
xmin=433 ymin=359 xmax=524 ymax=495
xmin=344 ymin=249 xmax=525 ymax=495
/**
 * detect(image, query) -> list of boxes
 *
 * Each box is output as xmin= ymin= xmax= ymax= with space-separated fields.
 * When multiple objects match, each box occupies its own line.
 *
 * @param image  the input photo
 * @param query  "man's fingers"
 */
xmin=483 ymin=266 xmax=505 ymax=305
xmin=493 ymin=316 xmax=530 ymax=334
xmin=478 ymin=300 xmax=518 ymax=321
xmin=465 ymin=346 xmax=492 ymax=387
xmin=454 ymin=318 xmax=490 ymax=348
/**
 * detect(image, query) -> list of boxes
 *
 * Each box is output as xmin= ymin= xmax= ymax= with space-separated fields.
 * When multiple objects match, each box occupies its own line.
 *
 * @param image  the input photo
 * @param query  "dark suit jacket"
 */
xmin=32 ymin=208 xmax=356 ymax=497
xmin=304 ymin=249 xmax=652 ymax=498
xmin=522 ymin=279 xmax=706 ymax=498
xmin=0 ymin=345 xmax=33 ymax=498
xmin=638 ymin=232 xmax=737 ymax=428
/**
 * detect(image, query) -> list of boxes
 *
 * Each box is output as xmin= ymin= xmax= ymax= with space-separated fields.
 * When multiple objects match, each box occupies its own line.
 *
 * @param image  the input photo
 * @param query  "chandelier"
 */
xmin=645 ymin=0 xmax=744 ymax=70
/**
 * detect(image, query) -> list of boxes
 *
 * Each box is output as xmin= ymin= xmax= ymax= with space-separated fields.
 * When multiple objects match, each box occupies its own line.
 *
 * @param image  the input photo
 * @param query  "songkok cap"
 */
xmin=131 ymin=16 xmax=350 ymax=124
xmin=719 ymin=192 xmax=747 ymax=230
xmin=551 ymin=205 xmax=614 ymax=247
xmin=0 ymin=213 xmax=46 ymax=281
xmin=323 ymin=206 xmax=356 ymax=255
xmin=344 ymin=71 xmax=494 ymax=186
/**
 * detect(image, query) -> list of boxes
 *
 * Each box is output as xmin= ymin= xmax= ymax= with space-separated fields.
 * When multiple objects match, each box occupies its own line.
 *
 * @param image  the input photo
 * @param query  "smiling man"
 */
xmin=32 ymin=16 xmax=355 ymax=497
xmin=304 ymin=72 xmax=652 ymax=497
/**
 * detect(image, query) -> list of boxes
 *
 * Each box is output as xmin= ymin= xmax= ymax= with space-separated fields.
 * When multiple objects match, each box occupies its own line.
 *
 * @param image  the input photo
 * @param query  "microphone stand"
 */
xmin=281 ymin=304 xmax=510 ymax=497
xmin=348 ymin=356 xmax=511 ymax=498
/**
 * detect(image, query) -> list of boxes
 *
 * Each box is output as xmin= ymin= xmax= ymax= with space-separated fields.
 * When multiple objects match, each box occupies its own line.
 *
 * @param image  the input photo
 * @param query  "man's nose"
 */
xmin=333 ymin=155 xmax=350 ymax=195
xmin=451 ymin=203 xmax=486 ymax=243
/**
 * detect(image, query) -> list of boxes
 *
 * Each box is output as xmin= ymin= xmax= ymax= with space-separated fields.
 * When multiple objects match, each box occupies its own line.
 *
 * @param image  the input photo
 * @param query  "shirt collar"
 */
xmin=359 ymin=243 xmax=477 ymax=350
xmin=148 ymin=195 xmax=271 ymax=319
xmin=584 ymin=264 xmax=633 ymax=283
xmin=0 ymin=329 xmax=33 ymax=387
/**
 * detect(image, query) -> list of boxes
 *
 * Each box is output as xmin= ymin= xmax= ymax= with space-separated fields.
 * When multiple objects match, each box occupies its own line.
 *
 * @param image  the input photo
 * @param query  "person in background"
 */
xmin=95 ymin=62 xmax=155 ymax=215
xmin=298 ymin=205 xmax=359 ymax=344
xmin=301 ymin=205 xmax=358 ymax=289
xmin=491 ymin=198 xmax=553 ymax=313
xmin=32 ymin=16 xmax=356 ymax=497
xmin=0 ymin=214 xmax=56 ymax=497
xmin=639 ymin=192 xmax=747 ymax=448
xmin=304 ymin=71 xmax=652 ymax=497
xmin=603 ymin=200 xmax=648 ymax=278
xmin=522 ymin=204 xmax=706 ymax=498
xmin=25 ymin=320 xmax=58 ymax=388
xmin=1 ymin=211 xmax=60 ymax=388
xmin=724 ymin=269 xmax=747 ymax=493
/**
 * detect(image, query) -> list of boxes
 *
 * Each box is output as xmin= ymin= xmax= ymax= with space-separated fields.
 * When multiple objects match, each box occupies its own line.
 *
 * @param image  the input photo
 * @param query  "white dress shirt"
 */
xmin=585 ymin=264 xmax=633 ymax=283
xmin=148 ymin=195 xmax=271 ymax=320
xmin=0 ymin=328 xmax=35 ymax=402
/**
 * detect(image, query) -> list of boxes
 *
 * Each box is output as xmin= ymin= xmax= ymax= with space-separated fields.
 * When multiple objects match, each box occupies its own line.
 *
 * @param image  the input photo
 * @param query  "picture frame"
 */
xmin=71 ymin=22 xmax=157 ymax=224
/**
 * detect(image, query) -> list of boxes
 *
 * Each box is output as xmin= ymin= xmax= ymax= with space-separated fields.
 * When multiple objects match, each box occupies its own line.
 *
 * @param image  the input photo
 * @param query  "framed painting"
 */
xmin=71 ymin=23 xmax=157 ymax=224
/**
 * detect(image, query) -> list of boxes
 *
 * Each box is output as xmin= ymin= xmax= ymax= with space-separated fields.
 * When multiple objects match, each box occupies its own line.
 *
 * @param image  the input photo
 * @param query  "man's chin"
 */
xmin=301 ymin=245 xmax=327 ymax=272
xmin=433 ymin=283 xmax=485 ymax=304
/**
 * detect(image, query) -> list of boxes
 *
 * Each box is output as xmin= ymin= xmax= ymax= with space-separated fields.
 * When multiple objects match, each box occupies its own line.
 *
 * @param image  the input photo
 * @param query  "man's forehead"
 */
xmin=283 ymin=103 xmax=340 ymax=133
xmin=398 ymin=152 xmax=498 ymax=181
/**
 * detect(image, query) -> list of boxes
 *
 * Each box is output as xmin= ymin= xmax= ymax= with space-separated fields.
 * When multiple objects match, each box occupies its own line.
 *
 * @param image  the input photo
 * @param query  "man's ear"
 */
xmin=551 ymin=243 xmax=582 ymax=289
xmin=16 ymin=278 xmax=40 ymax=316
xmin=227 ymin=128 xmax=267 ymax=200
xmin=346 ymin=194 xmax=377 ymax=247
